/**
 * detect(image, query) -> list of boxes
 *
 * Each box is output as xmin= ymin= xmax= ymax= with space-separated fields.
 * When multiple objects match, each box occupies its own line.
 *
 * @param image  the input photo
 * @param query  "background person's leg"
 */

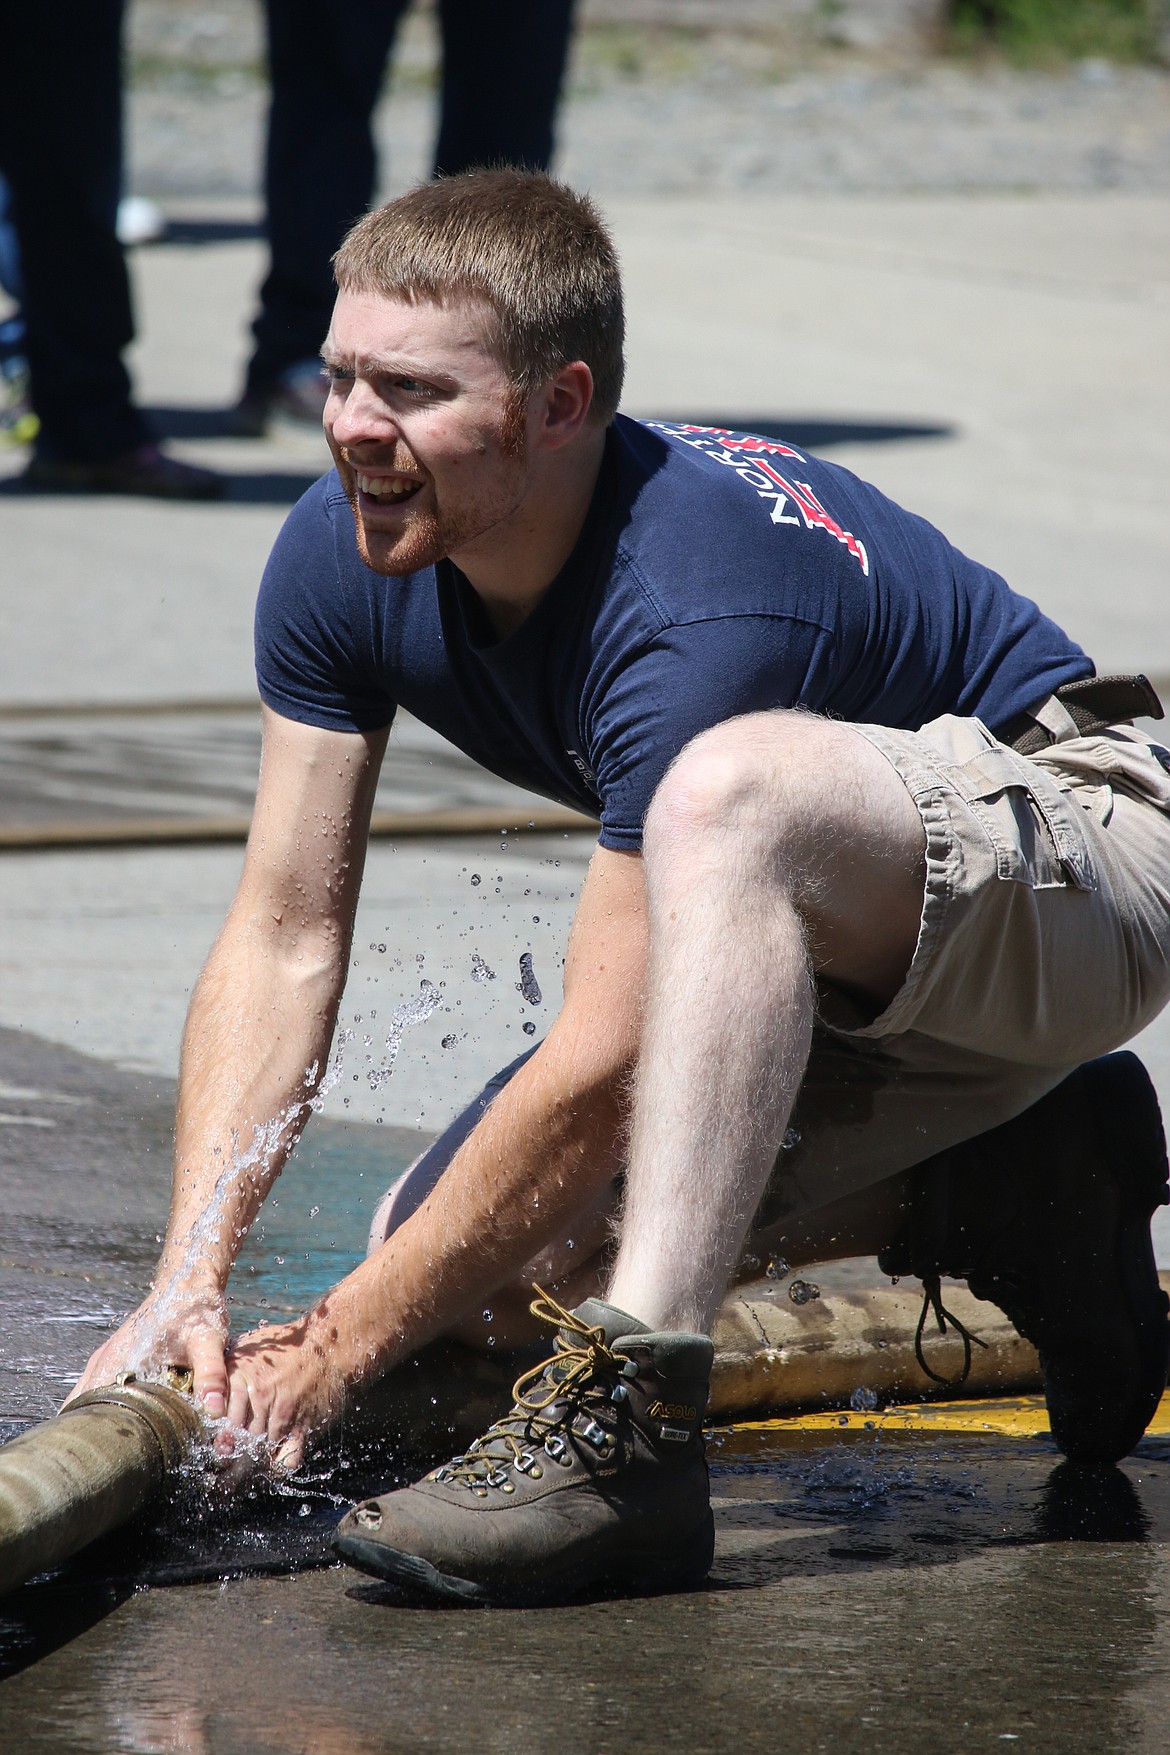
xmin=434 ymin=0 xmax=577 ymax=175
xmin=242 ymin=0 xmax=409 ymax=412
xmin=0 ymin=0 xmax=148 ymax=462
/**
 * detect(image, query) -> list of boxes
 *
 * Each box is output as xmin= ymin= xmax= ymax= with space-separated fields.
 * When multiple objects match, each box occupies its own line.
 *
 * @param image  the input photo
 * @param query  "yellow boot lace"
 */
xmin=429 ymin=1286 xmax=635 ymax=1493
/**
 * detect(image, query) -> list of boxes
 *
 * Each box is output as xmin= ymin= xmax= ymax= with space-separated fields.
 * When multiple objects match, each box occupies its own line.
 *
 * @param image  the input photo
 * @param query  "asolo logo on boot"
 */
xmin=648 ymin=1400 xmax=697 ymax=1421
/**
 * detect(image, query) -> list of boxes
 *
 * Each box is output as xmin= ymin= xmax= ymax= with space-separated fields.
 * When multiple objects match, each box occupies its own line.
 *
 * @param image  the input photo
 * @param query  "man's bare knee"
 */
xmin=644 ymin=710 xmax=813 ymax=865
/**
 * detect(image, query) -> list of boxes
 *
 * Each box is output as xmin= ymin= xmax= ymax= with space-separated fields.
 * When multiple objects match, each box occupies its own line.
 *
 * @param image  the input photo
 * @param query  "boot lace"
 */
xmin=429 ymin=1287 xmax=633 ymax=1494
xmin=914 ymin=1273 xmax=989 ymax=1387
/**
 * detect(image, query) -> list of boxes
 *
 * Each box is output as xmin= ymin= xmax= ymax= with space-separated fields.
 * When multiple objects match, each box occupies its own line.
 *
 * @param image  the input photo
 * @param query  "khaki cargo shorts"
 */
xmin=755 ymin=702 xmax=1170 ymax=1230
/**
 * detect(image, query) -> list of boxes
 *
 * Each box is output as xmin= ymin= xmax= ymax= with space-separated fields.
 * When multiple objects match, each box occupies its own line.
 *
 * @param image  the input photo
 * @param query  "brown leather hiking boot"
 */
xmin=878 ymin=1051 xmax=1170 ymax=1464
xmin=333 ymin=1289 xmax=715 ymax=1606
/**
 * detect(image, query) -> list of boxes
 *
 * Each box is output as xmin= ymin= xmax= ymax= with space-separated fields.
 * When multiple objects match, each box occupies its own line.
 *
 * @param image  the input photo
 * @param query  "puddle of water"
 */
xmin=224 ymin=1122 xmax=400 ymax=1332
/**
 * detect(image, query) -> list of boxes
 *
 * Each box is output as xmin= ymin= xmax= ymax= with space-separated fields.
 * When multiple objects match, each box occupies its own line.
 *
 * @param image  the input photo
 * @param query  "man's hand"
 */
xmin=220 ymin=1314 xmax=349 ymax=1472
xmin=66 ymin=1287 xmax=231 ymax=1417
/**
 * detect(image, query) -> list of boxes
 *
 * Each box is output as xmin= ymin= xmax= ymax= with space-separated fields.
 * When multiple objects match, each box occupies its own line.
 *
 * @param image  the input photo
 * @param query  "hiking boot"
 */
xmin=878 ymin=1051 xmax=1170 ymax=1463
xmin=333 ymin=1287 xmax=715 ymax=1606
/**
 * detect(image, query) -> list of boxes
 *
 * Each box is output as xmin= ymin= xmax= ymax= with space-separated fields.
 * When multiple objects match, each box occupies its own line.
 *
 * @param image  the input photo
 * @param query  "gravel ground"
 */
xmin=125 ymin=0 xmax=1170 ymax=201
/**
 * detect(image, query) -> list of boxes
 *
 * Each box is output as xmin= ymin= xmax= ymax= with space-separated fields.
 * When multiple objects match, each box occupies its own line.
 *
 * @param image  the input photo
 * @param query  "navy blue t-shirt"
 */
xmin=255 ymin=417 xmax=1091 ymax=852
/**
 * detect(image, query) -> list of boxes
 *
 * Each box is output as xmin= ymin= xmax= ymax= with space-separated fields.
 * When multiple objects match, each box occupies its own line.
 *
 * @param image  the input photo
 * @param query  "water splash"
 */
xmin=765 ymin=1257 xmax=790 ymax=1283
xmin=366 ymin=980 xmax=445 ymax=1090
xmin=136 ymin=1072 xmax=329 ymax=1375
xmin=788 ymin=1279 xmax=820 ymax=1306
xmin=517 ymin=952 xmax=542 ymax=1007
xmin=470 ymin=953 xmax=496 ymax=984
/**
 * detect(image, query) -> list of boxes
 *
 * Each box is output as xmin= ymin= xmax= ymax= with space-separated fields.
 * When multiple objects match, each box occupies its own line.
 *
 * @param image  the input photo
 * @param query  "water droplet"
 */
xmin=781 ymin=1125 xmax=801 ymax=1151
xmin=532 ymin=916 xmax=540 ymax=924
xmin=309 ymin=1206 xmax=320 ymax=1218
xmin=522 ymin=1020 xmax=537 ymax=1035
xmin=788 ymin=1279 xmax=820 ymax=1306
xmin=442 ymin=1033 xmax=457 ymax=1049
xmin=850 ymin=1386 xmax=878 ymax=1413
xmin=299 ymin=1502 xmax=311 ymax=1517
xmin=765 ymin=1257 xmax=790 ymax=1282
xmin=518 ymin=952 xmax=542 ymax=1006
xmin=378 ymin=943 xmax=386 ymax=954
xmin=482 ymin=1308 xmax=493 ymax=1323
xmin=471 ymin=953 xmax=496 ymax=983
xmin=470 ymin=873 xmax=482 ymax=886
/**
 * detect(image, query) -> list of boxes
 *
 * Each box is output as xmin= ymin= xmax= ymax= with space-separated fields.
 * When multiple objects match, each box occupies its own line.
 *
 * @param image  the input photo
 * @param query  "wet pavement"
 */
xmin=6 ymin=1400 xmax=1170 ymax=1752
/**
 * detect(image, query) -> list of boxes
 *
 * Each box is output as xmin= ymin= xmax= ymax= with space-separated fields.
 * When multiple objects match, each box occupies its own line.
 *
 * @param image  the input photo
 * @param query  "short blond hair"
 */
xmin=333 ymin=170 xmax=625 ymax=424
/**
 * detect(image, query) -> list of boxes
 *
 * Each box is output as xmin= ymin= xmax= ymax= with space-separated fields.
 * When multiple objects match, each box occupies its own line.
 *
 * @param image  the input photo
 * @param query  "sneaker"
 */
xmin=23 ymin=443 xmax=223 ymax=500
xmin=333 ymin=1287 xmax=715 ymax=1606
xmin=878 ymin=1051 xmax=1170 ymax=1464
xmin=115 ymin=195 xmax=168 ymax=247
xmin=0 ymin=351 xmax=37 ymax=447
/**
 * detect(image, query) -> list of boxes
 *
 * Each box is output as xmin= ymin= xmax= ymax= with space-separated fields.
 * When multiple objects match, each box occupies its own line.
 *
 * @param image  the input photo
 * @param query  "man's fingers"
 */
xmin=225 ymin=1368 xmax=253 ymax=1436
xmin=189 ymin=1331 xmax=229 ymax=1421
xmin=273 ymin=1433 xmax=303 ymax=1473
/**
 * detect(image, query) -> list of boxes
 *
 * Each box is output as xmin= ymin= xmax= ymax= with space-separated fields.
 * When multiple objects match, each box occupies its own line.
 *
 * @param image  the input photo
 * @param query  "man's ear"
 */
xmin=535 ymin=361 xmax=596 ymax=451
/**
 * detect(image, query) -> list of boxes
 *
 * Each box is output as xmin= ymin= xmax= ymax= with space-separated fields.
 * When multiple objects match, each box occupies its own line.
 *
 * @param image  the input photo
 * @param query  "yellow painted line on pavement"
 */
xmin=726 ymin=1391 xmax=1170 ymax=1440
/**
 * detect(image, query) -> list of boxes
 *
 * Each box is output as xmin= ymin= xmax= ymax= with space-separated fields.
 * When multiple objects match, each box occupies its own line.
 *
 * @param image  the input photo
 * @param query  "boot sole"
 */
xmin=1047 ymin=1052 xmax=1170 ymax=1464
xmin=333 ymin=1510 xmax=716 ymax=1609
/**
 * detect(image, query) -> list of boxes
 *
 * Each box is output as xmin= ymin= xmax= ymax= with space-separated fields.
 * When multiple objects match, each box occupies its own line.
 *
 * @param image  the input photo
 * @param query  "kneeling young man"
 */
xmin=75 ymin=170 xmax=1170 ymax=1606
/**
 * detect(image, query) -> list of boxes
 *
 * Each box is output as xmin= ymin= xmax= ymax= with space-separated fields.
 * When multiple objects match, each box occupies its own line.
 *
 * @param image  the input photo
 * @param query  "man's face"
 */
xmin=322 ymin=290 xmax=531 ymax=577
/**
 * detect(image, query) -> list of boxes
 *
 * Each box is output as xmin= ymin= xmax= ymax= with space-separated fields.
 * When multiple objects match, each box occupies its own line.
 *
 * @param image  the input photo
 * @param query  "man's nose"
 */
xmin=328 ymin=379 xmax=397 ymax=447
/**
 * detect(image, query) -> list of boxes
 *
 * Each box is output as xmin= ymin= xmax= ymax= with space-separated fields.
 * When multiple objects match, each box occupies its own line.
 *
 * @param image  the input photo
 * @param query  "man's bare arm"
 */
xmin=70 ymin=706 xmax=388 ymax=1411
xmin=222 ymin=841 xmax=649 ymax=1463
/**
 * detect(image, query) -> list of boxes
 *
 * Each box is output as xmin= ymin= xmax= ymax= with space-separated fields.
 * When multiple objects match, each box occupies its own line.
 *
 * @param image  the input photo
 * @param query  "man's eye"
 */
xmin=395 ymin=377 xmax=427 ymax=394
xmin=324 ymin=367 xmax=353 ymax=385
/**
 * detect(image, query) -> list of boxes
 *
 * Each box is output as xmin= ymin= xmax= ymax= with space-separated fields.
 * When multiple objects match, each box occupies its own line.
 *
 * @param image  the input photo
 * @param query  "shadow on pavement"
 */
xmin=0 ymin=466 xmax=325 ymax=508
xmin=152 ymin=219 xmax=265 ymax=246
xmin=0 ymin=1579 xmax=136 ymax=1682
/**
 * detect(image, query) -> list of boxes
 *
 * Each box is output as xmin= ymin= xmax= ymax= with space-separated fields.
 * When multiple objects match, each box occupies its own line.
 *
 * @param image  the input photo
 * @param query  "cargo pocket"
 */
xmin=946 ymin=745 xmax=1097 ymax=892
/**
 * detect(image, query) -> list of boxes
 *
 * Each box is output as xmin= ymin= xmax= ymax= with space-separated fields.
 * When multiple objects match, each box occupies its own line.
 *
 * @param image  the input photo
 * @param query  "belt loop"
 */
xmin=1028 ymin=694 xmax=1082 ymax=744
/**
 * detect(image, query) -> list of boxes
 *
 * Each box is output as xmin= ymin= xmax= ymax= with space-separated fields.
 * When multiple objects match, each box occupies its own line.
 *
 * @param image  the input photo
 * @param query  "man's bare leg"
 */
xmin=607 ymin=710 xmax=926 ymax=1334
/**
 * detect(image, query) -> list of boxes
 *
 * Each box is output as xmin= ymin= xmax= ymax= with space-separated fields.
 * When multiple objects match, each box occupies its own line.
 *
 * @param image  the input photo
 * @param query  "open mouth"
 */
xmin=356 ymin=471 xmax=424 ymax=508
